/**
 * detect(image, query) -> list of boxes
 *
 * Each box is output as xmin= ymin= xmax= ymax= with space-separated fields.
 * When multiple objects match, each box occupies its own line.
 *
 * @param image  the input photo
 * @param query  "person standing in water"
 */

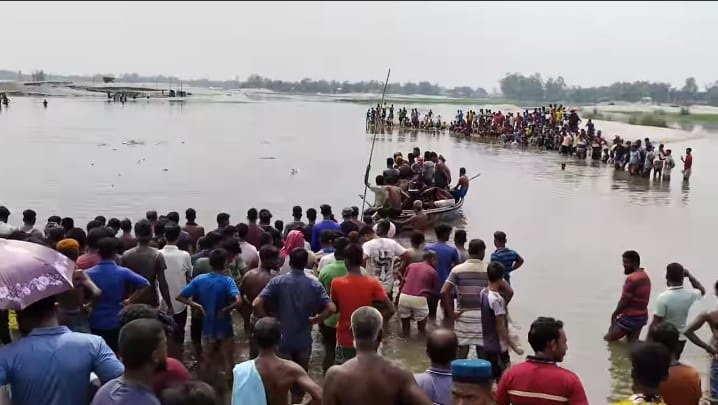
xmin=397 ymin=251 xmax=439 ymax=337
xmin=663 ymin=149 xmax=676 ymax=182
xmin=322 ymin=306 xmax=433 ymax=405
xmin=605 ymin=250 xmax=651 ymax=342
xmin=684 ymin=280 xmax=718 ymax=401
xmin=681 ymin=147 xmax=693 ymax=181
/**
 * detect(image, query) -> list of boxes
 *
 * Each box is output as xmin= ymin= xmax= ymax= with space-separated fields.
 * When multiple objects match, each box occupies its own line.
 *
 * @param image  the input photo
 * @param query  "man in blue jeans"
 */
xmin=684 ymin=280 xmax=718 ymax=402
xmin=253 ymin=248 xmax=335 ymax=404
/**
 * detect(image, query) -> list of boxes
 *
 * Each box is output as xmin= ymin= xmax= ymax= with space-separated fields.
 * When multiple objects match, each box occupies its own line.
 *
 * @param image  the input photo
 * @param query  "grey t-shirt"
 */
xmin=121 ymin=245 xmax=166 ymax=306
xmin=90 ymin=378 xmax=160 ymax=405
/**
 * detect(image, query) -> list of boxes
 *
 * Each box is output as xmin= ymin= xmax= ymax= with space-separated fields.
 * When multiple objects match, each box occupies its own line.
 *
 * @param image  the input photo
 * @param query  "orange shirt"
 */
xmin=659 ymin=363 xmax=701 ymax=405
xmin=330 ymin=274 xmax=388 ymax=348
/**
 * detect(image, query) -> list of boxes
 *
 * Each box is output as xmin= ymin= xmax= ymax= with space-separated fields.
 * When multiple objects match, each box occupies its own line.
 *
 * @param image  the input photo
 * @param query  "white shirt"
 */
xmin=362 ymin=237 xmax=407 ymax=293
xmin=317 ymin=253 xmax=336 ymax=273
xmin=239 ymin=241 xmax=259 ymax=269
xmin=160 ymin=245 xmax=192 ymax=314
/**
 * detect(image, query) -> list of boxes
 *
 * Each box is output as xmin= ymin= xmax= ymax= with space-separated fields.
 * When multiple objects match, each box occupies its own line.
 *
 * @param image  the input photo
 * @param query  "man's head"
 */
xmin=622 ymin=250 xmax=641 ymax=275
xmin=208 ymin=248 xmax=228 ymax=271
xmin=320 ymin=229 xmax=338 ymax=248
xmin=97 ymin=237 xmax=120 ymax=260
xmin=320 ymin=204 xmax=332 ymax=218
xmin=160 ymin=381 xmax=216 ymax=405
xmin=119 ymin=218 xmax=132 ymax=233
xmin=166 ymin=211 xmax=180 ymax=224
xmin=292 ymin=205 xmax=302 ymax=220
xmin=221 ymin=225 xmax=238 ymax=240
xmin=375 ymin=220 xmax=391 ymax=238
xmin=410 ymin=231 xmax=425 ymax=249
xmin=342 ymin=207 xmax=353 ymax=220
xmin=424 ymin=250 xmax=439 ymax=268
xmin=56 ymin=238 xmax=80 ymax=261
xmin=0 ymin=206 xmax=9 ymax=222
xmin=66 ymin=227 xmax=87 ymax=251
xmin=451 ymin=359 xmax=494 ymax=405
xmin=306 ymin=208 xmax=317 ymax=223
xmin=493 ymin=231 xmax=507 ymax=248
xmin=460 ymin=167 xmax=466 ymax=176
xmin=258 ymin=209 xmax=272 ymax=225
xmin=528 ymin=317 xmax=567 ymax=362
xmin=222 ymin=238 xmax=242 ymax=263
xmin=146 ymin=210 xmax=158 ymax=223
xmin=386 ymin=157 xmax=394 ymax=169
xmin=94 ymin=216 xmax=107 ymax=226
xmin=118 ymin=319 xmax=167 ymax=373
xmin=107 ymin=218 xmax=121 ymax=234
xmin=629 ymin=341 xmax=670 ymax=393
xmin=164 ymin=222 xmax=182 ymax=244
xmin=686 ymin=147 xmax=692 ymax=154
xmin=467 ymin=239 xmax=486 ymax=260
xmin=665 ymin=262 xmax=685 ymax=287
xmin=247 ymin=208 xmax=258 ymax=223
xmin=60 ymin=217 xmax=74 ymax=231
xmin=22 ymin=209 xmax=37 ymax=226
xmin=351 ymin=306 xmax=383 ymax=349
xmin=651 ymin=322 xmax=680 ymax=360
xmin=434 ymin=223 xmax=452 ymax=243
xmin=253 ymin=317 xmax=281 ymax=350
xmin=216 ymin=212 xmax=230 ymax=228
xmin=344 ymin=243 xmax=364 ymax=268
xmin=185 ymin=208 xmax=197 ymax=222
xmin=259 ymin=246 xmax=280 ymax=270
xmin=375 ymin=175 xmax=385 ymax=186
xmin=426 ymin=328 xmax=458 ymax=367
xmin=351 ymin=206 xmax=360 ymax=219
xmin=134 ymin=219 xmax=153 ymax=243
xmin=333 ymin=237 xmax=350 ymax=261
xmin=236 ymin=223 xmax=249 ymax=241
xmin=118 ymin=304 xmax=174 ymax=337
xmin=412 ymin=200 xmax=423 ymax=212
xmin=87 ymin=226 xmax=113 ymax=252
xmin=487 ymin=262 xmax=505 ymax=284
xmin=17 ymin=296 xmax=57 ymax=335
xmin=454 ymin=230 xmax=467 ymax=246
xmin=288 ymin=248 xmax=309 ymax=270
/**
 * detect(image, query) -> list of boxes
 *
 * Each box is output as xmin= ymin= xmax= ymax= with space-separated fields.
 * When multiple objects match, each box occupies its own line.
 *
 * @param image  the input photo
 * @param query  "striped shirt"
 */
xmin=496 ymin=357 xmax=589 ymax=405
xmin=491 ymin=248 xmax=520 ymax=281
xmin=621 ymin=269 xmax=651 ymax=318
xmin=445 ymin=259 xmax=488 ymax=310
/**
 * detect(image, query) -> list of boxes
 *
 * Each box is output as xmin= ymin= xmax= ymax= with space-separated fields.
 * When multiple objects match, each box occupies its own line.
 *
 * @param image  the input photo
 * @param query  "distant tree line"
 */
xmin=499 ymin=73 xmax=718 ymax=106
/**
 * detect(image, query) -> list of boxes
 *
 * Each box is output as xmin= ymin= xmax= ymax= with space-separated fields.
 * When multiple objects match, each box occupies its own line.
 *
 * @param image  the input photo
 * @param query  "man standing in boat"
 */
xmin=451 ymin=168 xmax=470 ymax=202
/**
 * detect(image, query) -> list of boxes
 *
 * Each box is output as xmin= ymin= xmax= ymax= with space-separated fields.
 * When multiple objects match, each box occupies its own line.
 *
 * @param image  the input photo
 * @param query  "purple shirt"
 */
xmin=414 ymin=367 xmax=452 ymax=405
xmin=90 ymin=377 xmax=160 ymax=405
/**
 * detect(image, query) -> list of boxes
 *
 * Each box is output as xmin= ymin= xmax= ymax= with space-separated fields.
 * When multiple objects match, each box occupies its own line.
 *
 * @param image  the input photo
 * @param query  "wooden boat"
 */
xmin=395 ymin=198 xmax=464 ymax=221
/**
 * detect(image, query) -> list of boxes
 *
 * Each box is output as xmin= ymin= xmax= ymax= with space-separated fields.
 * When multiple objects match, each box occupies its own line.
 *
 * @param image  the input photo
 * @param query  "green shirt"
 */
xmin=319 ymin=260 xmax=348 ymax=328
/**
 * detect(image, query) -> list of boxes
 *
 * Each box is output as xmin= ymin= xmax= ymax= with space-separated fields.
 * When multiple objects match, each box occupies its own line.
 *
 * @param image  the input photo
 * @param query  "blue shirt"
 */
xmin=426 ymin=242 xmax=459 ymax=289
xmin=311 ymin=220 xmax=341 ymax=252
xmin=414 ymin=367 xmax=452 ymax=405
xmin=90 ymin=377 xmax=160 ymax=405
xmin=490 ymin=248 xmax=520 ymax=282
xmin=0 ymin=326 xmax=123 ymax=405
xmin=258 ymin=269 xmax=331 ymax=353
xmin=87 ymin=260 xmax=150 ymax=330
xmin=180 ymin=272 xmax=240 ymax=338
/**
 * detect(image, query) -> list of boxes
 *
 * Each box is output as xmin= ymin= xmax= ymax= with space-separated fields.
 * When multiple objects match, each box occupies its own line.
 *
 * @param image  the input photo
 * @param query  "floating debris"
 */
xmin=122 ymin=139 xmax=145 ymax=146
xmin=111 ymin=148 xmax=117 ymax=151
xmin=98 ymin=143 xmax=108 ymax=147
xmin=260 ymin=140 xmax=270 ymax=145
xmin=259 ymin=156 xmax=276 ymax=160
xmin=162 ymin=168 xmax=168 ymax=172
xmin=90 ymin=163 xmax=94 ymax=166
xmin=290 ymin=168 xmax=298 ymax=175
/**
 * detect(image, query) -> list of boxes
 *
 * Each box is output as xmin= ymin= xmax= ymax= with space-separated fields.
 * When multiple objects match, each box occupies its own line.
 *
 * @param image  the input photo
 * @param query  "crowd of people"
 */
xmin=0 ymin=199 xmax=714 ymax=404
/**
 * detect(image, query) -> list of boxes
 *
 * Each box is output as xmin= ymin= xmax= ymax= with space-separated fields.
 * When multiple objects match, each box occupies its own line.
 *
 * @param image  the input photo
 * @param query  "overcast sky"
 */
xmin=3 ymin=1 xmax=716 ymax=89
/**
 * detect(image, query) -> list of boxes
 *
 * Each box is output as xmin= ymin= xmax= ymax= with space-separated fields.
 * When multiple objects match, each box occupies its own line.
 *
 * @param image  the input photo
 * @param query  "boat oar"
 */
xmin=360 ymin=68 xmax=391 ymax=212
xmin=469 ymin=173 xmax=481 ymax=181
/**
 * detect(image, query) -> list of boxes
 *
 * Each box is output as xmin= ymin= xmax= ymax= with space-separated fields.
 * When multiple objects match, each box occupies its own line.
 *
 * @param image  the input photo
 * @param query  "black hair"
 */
xmin=253 ymin=317 xmax=281 ymax=349
xmin=274 ymin=220 xmax=284 ymax=233
xmin=216 ymin=212 xmax=230 ymax=225
xmin=259 ymin=246 xmax=279 ymax=262
xmin=119 ymin=218 xmax=132 ymax=232
xmin=46 ymin=215 xmax=60 ymax=224
xmin=426 ymin=329 xmax=458 ymax=365
xmin=386 ymin=157 xmax=394 ymax=168
xmin=288 ymin=248 xmax=309 ymax=269
xmin=222 ymin=238 xmax=242 ymax=256
xmin=205 ymin=231 xmax=223 ymax=248
xmin=164 ymin=222 xmax=182 ymax=243
xmin=97 ymin=237 xmax=120 ymax=259
xmin=410 ymin=231 xmax=425 ymax=248
xmin=247 ymin=208 xmax=258 ymax=222
xmin=94 ymin=215 xmax=106 ymax=226
xmin=460 ymin=167 xmax=466 ymax=176
xmin=208 ymin=248 xmax=227 ymax=270
xmin=651 ymin=322 xmax=680 ymax=355
xmin=60 ymin=217 xmax=75 ymax=231
xmin=666 ymin=263 xmax=685 ymax=284
xmin=359 ymin=224 xmax=375 ymax=237
xmin=351 ymin=206 xmax=360 ymax=218
xmin=344 ymin=244 xmax=364 ymax=267
xmin=18 ymin=296 xmax=57 ymax=329
xmin=375 ymin=220 xmax=391 ymax=237
xmin=528 ymin=317 xmax=564 ymax=353
xmin=46 ymin=226 xmax=66 ymax=244
xmin=333 ymin=237 xmax=350 ymax=260
xmin=487 ymin=261 xmax=505 ymax=282
xmin=259 ymin=232 xmax=273 ymax=246
xmin=0 ymin=206 xmax=9 ymax=221
xmin=117 ymin=304 xmax=174 ymax=337
xmin=454 ymin=230 xmax=467 ymax=244
xmin=434 ymin=223 xmax=452 ymax=241
xmin=320 ymin=229 xmax=338 ymax=245
xmin=423 ymin=250 xmax=438 ymax=262
xmin=167 ymin=211 xmax=180 ymax=223
xmin=86 ymin=219 xmax=103 ymax=232
xmin=623 ymin=250 xmax=641 ymax=266
xmin=185 ymin=208 xmax=197 ymax=221
xmin=66 ymin=227 xmax=87 ymax=249
xmin=22 ymin=209 xmax=37 ymax=225
xmin=107 ymin=218 xmax=120 ymax=231
xmin=259 ymin=209 xmax=272 ymax=224
xmin=292 ymin=205 xmax=302 ymax=218
xmin=118 ymin=319 xmax=165 ymax=369
xmin=375 ymin=175 xmax=385 ymax=186
xmin=197 ymin=236 xmax=211 ymax=251
xmin=160 ymin=381 xmax=216 ymax=405
xmin=134 ymin=219 xmax=153 ymax=241
xmin=306 ymin=208 xmax=317 ymax=222
xmin=468 ymin=239 xmax=486 ymax=255
xmin=87 ymin=226 xmax=112 ymax=250
xmin=493 ymin=231 xmax=507 ymax=244
xmin=236 ymin=223 xmax=249 ymax=238
xmin=629 ymin=341 xmax=670 ymax=389
xmin=221 ymin=225 xmax=237 ymax=239
xmin=146 ymin=211 xmax=158 ymax=221
xmin=320 ymin=204 xmax=332 ymax=217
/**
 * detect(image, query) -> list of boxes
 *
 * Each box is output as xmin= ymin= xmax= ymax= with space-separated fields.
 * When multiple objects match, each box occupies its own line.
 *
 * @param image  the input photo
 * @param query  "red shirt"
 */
xmin=151 ymin=358 xmax=190 ymax=395
xmin=76 ymin=252 xmax=101 ymax=270
xmin=496 ymin=357 xmax=588 ymax=405
xmin=246 ymin=223 xmax=264 ymax=250
xmin=684 ymin=154 xmax=693 ymax=170
xmin=621 ymin=269 xmax=651 ymax=317
xmin=400 ymin=262 xmax=439 ymax=297
xmin=330 ymin=274 xmax=388 ymax=347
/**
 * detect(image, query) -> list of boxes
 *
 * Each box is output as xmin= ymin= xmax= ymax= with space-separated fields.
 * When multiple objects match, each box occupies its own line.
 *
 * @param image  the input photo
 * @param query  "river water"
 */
xmin=1 ymin=96 xmax=717 ymax=402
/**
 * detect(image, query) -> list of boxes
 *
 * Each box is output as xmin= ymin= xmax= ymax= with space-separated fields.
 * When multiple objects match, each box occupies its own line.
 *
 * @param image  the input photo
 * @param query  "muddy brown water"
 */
xmin=2 ymin=96 xmax=718 ymax=403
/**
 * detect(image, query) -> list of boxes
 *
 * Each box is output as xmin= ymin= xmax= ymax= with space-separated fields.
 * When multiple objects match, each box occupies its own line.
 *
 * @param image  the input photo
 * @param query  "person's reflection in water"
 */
xmin=607 ymin=341 xmax=633 ymax=403
xmin=681 ymin=181 xmax=690 ymax=205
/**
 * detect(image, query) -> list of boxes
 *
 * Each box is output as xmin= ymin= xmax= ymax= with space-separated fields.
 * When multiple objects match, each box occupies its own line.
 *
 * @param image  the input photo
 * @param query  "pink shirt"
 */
xmin=76 ymin=252 xmax=101 ymax=270
xmin=401 ymin=262 xmax=439 ymax=297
